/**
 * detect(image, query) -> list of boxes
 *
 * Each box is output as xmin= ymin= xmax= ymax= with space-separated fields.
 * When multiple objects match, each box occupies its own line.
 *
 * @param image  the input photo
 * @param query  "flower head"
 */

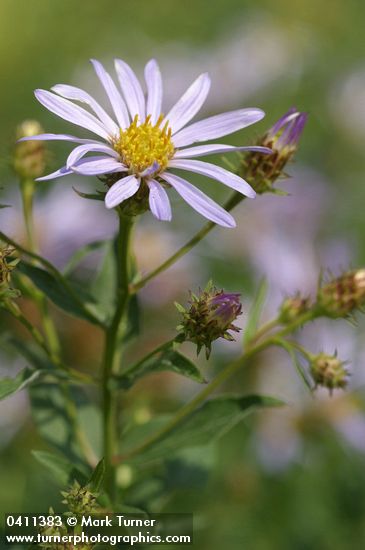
xmin=176 ymin=284 xmax=242 ymax=358
xmin=20 ymin=58 xmax=271 ymax=227
xmin=310 ymin=352 xmax=349 ymax=394
xmin=240 ymin=107 xmax=307 ymax=194
xmin=279 ymin=293 xmax=312 ymax=324
xmin=317 ymin=269 xmax=365 ymax=318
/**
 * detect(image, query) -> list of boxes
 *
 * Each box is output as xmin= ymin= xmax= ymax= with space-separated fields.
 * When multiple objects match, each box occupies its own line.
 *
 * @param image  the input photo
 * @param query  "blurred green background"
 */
xmin=1 ymin=0 xmax=365 ymax=548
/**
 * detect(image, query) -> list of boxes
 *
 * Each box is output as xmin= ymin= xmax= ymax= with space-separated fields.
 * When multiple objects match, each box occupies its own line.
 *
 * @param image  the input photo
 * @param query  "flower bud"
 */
xmin=317 ymin=269 xmax=365 ymax=318
xmin=310 ymin=353 xmax=349 ymax=393
xmin=279 ymin=293 xmax=311 ymax=324
xmin=13 ymin=120 xmax=47 ymax=180
xmin=176 ymin=284 xmax=242 ymax=358
xmin=240 ymin=108 xmax=307 ymax=194
xmin=61 ymin=481 xmax=98 ymax=516
xmin=0 ymin=246 xmax=20 ymax=301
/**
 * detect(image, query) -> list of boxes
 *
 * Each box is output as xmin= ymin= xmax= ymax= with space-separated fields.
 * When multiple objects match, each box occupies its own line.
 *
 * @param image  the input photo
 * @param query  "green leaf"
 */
xmin=62 ymin=240 xmax=107 ymax=277
xmin=112 ymin=347 xmax=205 ymax=390
xmin=121 ymin=294 xmax=140 ymax=344
xmin=90 ymin=241 xmax=117 ymax=321
xmin=87 ymin=458 xmax=105 ymax=493
xmin=125 ymin=394 xmax=284 ymax=463
xmin=32 ymin=450 xmax=88 ymax=487
xmin=0 ymin=367 xmax=41 ymax=400
xmin=30 ymin=383 xmax=95 ymax=464
xmin=18 ymin=261 xmax=104 ymax=326
xmin=73 ymin=187 xmax=106 ymax=201
xmin=243 ymin=278 xmax=268 ymax=346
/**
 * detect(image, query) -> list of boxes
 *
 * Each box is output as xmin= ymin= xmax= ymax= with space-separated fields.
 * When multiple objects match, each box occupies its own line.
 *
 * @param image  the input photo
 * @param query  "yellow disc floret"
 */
xmin=114 ymin=114 xmax=174 ymax=175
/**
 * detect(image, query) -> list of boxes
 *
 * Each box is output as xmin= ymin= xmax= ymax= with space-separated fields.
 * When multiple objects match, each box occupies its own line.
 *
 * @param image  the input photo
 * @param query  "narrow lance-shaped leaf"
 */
xmin=87 ymin=458 xmax=105 ymax=493
xmin=18 ymin=261 xmax=105 ymax=326
xmin=32 ymin=450 xmax=88 ymax=487
xmin=62 ymin=239 xmax=107 ymax=277
xmin=0 ymin=367 xmax=41 ymax=401
xmin=111 ymin=346 xmax=206 ymax=390
xmin=124 ymin=394 xmax=284 ymax=463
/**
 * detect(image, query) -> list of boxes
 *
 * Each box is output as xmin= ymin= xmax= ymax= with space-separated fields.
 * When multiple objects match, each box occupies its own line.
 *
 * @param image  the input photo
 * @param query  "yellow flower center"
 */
xmin=113 ymin=114 xmax=174 ymax=175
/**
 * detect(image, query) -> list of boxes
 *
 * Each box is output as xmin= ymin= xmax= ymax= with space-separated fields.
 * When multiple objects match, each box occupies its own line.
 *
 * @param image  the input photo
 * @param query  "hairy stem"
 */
xmin=102 ymin=214 xmax=134 ymax=498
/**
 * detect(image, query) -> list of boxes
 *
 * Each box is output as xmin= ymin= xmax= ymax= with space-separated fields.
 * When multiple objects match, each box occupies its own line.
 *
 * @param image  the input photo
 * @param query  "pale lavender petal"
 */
xmin=144 ymin=59 xmax=163 ymax=124
xmin=66 ymin=143 xmax=119 ymax=168
xmin=161 ymin=172 xmax=235 ymax=228
xmin=34 ymin=89 xmax=110 ymax=140
xmin=115 ymin=59 xmax=146 ymax=122
xmin=148 ymin=179 xmax=172 ymax=221
xmin=18 ymin=133 xmax=100 ymax=144
xmin=52 ymin=84 xmax=119 ymax=136
xmin=36 ymin=166 xmax=72 ymax=182
xmin=169 ymin=159 xmax=256 ymax=198
xmin=71 ymin=156 xmax=127 ymax=176
xmin=163 ymin=73 xmax=210 ymax=135
xmin=174 ymin=144 xmax=272 ymax=158
xmin=172 ymin=108 xmax=265 ymax=148
xmin=91 ymin=59 xmax=130 ymax=129
xmin=105 ymin=175 xmax=140 ymax=209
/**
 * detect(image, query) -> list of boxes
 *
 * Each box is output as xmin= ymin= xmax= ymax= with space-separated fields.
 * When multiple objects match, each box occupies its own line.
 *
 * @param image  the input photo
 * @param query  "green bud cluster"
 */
xmin=176 ymin=283 xmax=242 ymax=358
xmin=61 ymin=480 xmax=99 ymax=516
xmin=310 ymin=353 xmax=349 ymax=394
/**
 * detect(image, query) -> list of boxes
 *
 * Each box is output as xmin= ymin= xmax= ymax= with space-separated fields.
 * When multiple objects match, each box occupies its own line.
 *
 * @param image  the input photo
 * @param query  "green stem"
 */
xmin=114 ymin=310 xmax=318 ymax=463
xmin=247 ymin=318 xmax=280 ymax=346
xmin=130 ymin=192 xmax=244 ymax=293
xmin=121 ymin=337 xmax=179 ymax=379
xmin=3 ymin=301 xmax=95 ymax=385
xmin=20 ymin=179 xmax=37 ymax=252
xmin=0 ymin=231 xmax=103 ymax=328
xmin=115 ymin=336 xmax=273 ymax=462
xmin=102 ymin=214 xmax=134 ymax=498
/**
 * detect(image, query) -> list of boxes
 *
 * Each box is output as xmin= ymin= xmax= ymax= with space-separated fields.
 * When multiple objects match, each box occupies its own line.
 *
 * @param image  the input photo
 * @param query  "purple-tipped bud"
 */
xmin=240 ymin=107 xmax=307 ymax=194
xmin=267 ymin=108 xmax=307 ymax=152
xmin=176 ymin=284 xmax=242 ymax=358
xmin=310 ymin=353 xmax=349 ymax=394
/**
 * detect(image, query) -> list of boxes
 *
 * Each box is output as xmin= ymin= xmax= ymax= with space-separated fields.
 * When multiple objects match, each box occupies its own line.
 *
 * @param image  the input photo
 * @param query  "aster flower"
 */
xmin=20 ymin=58 xmax=270 ymax=227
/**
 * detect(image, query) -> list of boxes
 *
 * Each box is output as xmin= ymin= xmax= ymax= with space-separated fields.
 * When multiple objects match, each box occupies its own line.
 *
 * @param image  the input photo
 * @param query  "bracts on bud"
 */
xmin=279 ymin=293 xmax=312 ymax=324
xmin=310 ymin=352 xmax=349 ymax=394
xmin=239 ymin=107 xmax=307 ymax=194
xmin=0 ymin=246 xmax=20 ymax=301
xmin=176 ymin=283 xmax=242 ymax=358
xmin=317 ymin=269 xmax=365 ymax=318
xmin=13 ymin=120 xmax=47 ymax=180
